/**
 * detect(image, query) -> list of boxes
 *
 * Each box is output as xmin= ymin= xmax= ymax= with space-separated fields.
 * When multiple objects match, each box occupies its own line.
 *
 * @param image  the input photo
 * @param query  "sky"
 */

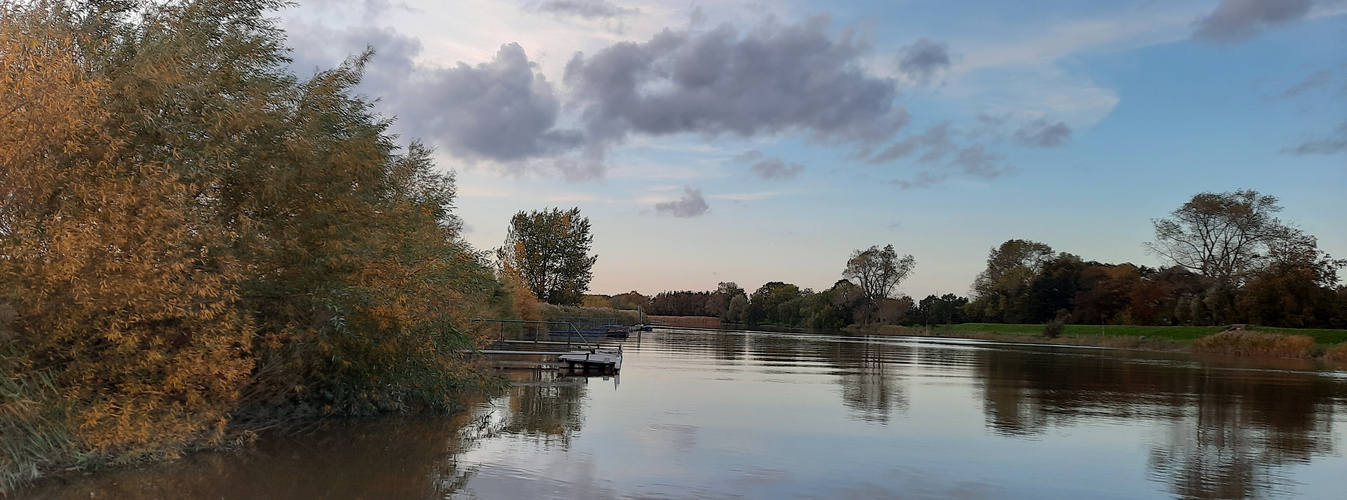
xmin=277 ymin=0 xmax=1347 ymax=299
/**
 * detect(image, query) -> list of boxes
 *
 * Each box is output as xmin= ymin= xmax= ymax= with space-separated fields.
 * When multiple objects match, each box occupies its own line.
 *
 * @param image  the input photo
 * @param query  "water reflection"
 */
xmin=496 ymin=370 xmax=588 ymax=447
xmin=22 ymin=329 xmax=1347 ymax=499
xmin=968 ymin=346 xmax=1343 ymax=498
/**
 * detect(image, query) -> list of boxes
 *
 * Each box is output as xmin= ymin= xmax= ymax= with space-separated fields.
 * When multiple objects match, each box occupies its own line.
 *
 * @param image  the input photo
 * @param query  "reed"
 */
xmin=648 ymin=316 xmax=723 ymax=329
xmin=1191 ymin=331 xmax=1316 ymax=358
xmin=1 ymin=354 xmax=72 ymax=495
xmin=1323 ymin=342 xmax=1347 ymax=363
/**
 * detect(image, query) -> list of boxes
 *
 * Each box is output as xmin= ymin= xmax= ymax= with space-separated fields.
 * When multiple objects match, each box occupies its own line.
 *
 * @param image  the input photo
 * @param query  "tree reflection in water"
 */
xmin=494 ymin=369 xmax=589 ymax=447
xmin=972 ymin=347 xmax=1342 ymax=499
xmin=21 ymin=330 xmax=1347 ymax=500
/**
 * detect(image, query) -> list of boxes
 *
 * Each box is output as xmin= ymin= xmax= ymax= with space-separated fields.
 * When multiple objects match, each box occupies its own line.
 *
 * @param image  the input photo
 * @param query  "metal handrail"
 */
xmin=471 ymin=318 xmax=596 ymax=349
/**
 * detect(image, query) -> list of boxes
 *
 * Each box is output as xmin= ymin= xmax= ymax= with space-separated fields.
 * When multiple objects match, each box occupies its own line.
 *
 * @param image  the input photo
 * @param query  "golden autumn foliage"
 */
xmin=1192 ymin=331 xmax=1316 ymax=359
xmin=1 ymin=1 xmax=517 ymax=491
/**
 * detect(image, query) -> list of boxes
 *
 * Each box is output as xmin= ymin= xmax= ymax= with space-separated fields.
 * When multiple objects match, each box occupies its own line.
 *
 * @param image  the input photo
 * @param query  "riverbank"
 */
xmin=846 ymin=323 xmax=1347 ymax=362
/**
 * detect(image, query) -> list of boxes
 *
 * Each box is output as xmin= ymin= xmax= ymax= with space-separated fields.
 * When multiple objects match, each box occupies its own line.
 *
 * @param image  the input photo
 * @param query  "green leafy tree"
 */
xmin=1238 ymin=236 xmax=1345 ymax=328
xmin=499 ymin=207 xmax=597 ymax=306
xmin=968 ymin=239 xmax=1055 ymax=322
xmin=843 ymin=244 xmax=916 ymax=303
xmin=745 ymin=282 xmax=802 ymax=325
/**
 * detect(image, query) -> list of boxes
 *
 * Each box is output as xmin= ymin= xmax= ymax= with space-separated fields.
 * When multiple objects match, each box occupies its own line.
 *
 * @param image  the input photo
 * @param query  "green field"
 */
xmin=947 ymin=323 xmax=1347 ymax=345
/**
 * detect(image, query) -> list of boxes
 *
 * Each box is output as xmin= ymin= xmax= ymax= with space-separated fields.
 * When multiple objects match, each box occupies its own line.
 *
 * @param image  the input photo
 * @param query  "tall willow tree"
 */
xmin=1 ymin=0 xmax=512 ymax=487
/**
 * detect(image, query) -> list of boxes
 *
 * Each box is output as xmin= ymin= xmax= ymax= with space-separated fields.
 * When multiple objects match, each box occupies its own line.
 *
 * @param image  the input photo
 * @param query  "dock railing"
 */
xmin=471 ymin=318 xmax=596 ymax=350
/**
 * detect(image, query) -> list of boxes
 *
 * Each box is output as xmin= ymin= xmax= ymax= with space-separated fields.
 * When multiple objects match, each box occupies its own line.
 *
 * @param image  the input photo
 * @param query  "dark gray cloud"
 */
xmin=750 ymin=158 xmax=805 ymax=180
xmin=1281 ymin=69 xmax=1333 ymax=98
xmin=1192 ymin=0 xmax=1313 ymax=44
xmin=537 ymin=0 xmax=638 ymax=19
xmin=1283 ymin=121 xmax=1347 ymax=155
xmin=564 ymin=16 xmax=910 ymax=149
xmin=896 ymin=37 xmax=951 ymax=86
xmin=284 ymin=23 xmax=587 ymax=171
xmin=1013 ymin=120 xmax=1072 ymax=148
xmin=655 ymin=187 xmax=710 ymax=217
xmin=868 ymin=124 xmax=955 ymax=164
xmin=394 ymin=43 xmax=585 ymax=163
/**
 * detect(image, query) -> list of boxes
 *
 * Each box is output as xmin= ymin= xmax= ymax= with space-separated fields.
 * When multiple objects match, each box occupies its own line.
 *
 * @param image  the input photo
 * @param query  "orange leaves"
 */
xmin=3 ymin=1 xmax=515 ymax=487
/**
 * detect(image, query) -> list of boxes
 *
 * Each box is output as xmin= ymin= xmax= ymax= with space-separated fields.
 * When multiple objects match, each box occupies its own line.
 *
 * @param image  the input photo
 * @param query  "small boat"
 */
xmin=603 ymin=324 xmax=631 ymax=338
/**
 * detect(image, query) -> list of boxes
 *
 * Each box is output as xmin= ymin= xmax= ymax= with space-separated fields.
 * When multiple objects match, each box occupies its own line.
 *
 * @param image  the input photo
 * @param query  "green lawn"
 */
xmin=947 ymin=323 xmax=1347 ymax=344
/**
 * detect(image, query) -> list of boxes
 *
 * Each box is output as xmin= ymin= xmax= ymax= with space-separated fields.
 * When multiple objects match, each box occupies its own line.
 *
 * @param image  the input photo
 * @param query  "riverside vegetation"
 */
xmin=0 ymin=1 xmax=536 ymax=493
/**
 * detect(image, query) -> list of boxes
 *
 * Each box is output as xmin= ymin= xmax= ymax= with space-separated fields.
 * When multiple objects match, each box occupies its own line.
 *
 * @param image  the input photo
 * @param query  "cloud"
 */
xmin=1283 ymin=121 xmax=1347 ymax=155
xmin=1281 ymin=69 xmax=1334 ymax=98
xmin=749 ymin=158 xmax=805 ymax=180
xmin=890 ymin=171 xmax=948 ymax=190
xmin=951 ymin=145 xmax=1010 ymax=177
xmin=282 ymin=22 xmax=589 ymax=173
xmin=868 ymin=124 xmax=956 ymax=164
xmin=1013 ymin=120 xmax=1073 ymax=148
xmin=896 ymin=37 xmax=951 ymax=86
xmin=654 ymin=186 xmax=710 ymax=217
xmin=732 ymin=150 xmax=765 ymax=163
xmin=564 ymin=15 xmax=910 ymax=149
xmin=393 ymin=43 xmax=585 ymax=163
xmin=536 ymin=0 xmax=638 ymax=19
xmin=1192 ymin=0 xmax=1313 ymax=44
xmin=870 ymin=124 xmax=1011 ymax=189
xmin=732 ymin=150 xmax=804 ymax=180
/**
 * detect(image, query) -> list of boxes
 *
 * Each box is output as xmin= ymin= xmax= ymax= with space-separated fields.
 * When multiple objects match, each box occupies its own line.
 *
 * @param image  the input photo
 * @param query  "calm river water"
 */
xmin=28 ymin=328 xmax=1347 ymax=499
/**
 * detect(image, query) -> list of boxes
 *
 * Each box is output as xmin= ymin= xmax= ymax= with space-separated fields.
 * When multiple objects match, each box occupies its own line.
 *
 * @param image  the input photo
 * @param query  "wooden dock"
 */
xmin=558 ymin=348 xmax=622 ymax=372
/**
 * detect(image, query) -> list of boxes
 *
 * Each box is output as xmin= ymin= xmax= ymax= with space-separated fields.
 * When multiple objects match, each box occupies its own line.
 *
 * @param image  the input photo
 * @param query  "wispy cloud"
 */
xmin=1283 ymin=120 xmax=1347 ymax=155
xmin=1281 ymin=69 xmax=1334 ymax=98
xmin=1192 ymin=0 xmax=1313 ymax=44
xmin=535 ymin=0 xmax=639 ymax=20
xmin=1013 ymin=120 xmax=1073 ymax=148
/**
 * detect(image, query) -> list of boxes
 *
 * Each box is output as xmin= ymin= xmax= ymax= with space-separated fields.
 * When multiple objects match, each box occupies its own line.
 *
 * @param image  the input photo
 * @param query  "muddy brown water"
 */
xmin=25 ymin=328 xmax=1347 ymax=499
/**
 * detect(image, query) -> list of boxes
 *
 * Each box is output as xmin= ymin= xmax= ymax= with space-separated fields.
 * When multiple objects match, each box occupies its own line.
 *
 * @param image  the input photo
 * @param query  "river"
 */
xmin=26 ymin=328 xmax=1347 ymax=499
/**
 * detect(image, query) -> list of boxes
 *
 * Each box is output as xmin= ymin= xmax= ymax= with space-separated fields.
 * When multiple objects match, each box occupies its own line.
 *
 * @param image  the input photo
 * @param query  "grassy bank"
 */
xmin=948 ymin=323 xmax=1228 ymax=341
xmin=852 ymin=323 xmax=1347 ymax=360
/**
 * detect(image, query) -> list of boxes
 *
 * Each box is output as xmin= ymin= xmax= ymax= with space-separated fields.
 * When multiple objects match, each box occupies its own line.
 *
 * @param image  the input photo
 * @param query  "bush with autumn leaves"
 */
xmin=0 ymin=0 xmax=516 ymax=490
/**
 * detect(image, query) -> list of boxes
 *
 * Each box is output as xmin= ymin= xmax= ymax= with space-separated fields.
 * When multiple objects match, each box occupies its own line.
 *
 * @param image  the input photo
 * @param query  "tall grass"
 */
xmin=648 ymin=316 xmax=724 ymax=329
xmin=1191 ymin=331 xmax=1316 ymax=358
xmin=951 ymin=323 xmax=1228 ymax=341
xmin=1 ymin=350 xmax=72 ymax=495
xmin=1323 ymin=343 xmax=1347 ymax=363
xmin=1245 ymin=326 xmax=1347 ymax=345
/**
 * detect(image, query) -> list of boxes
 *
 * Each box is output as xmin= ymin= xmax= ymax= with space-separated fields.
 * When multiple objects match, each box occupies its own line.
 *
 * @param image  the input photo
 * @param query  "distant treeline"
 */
xmin=589 ymin=193 xmax=1346 ymax=330
xmin=1 ymin=1 xmax=520 ymax=490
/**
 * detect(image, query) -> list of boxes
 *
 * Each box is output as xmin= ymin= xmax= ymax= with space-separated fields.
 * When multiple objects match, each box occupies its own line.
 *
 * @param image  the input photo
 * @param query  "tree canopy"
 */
xmin=1146 ymin=189 xmax=1295 ymax=283
xmin=843 ymin=244 xmax=916 ymax=302
xmin=499 ymin=207 xmax=597 ymax=306
xmin=1 ymin=1 xmax=515 ymax=487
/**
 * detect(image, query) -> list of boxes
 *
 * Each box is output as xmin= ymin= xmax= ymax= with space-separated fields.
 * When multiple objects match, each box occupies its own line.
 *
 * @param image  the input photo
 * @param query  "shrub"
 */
xmin=1043 ymin=309 xmax=1070 ymax=338
xmin=1324 ymin=342 xmax=1347 ymax=363
xmin=1192 ymin=331 xmax=1316 ymax=358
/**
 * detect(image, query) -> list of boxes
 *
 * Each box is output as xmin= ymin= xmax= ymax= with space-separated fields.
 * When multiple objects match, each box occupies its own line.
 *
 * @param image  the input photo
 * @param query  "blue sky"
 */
xmin=280 ymin=0 xmax=1347 ymax=298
